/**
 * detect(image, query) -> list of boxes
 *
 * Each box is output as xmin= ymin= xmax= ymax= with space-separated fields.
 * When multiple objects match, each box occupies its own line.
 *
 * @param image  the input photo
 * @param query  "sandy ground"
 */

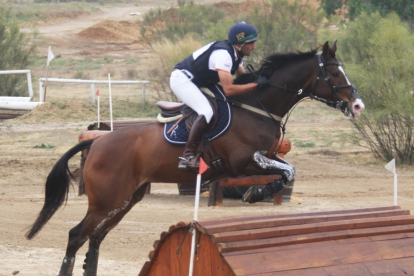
xmin=2 ymin=118 xmax=414 ymax=276
xmin=1 ymin=2 xmax=414 ymax=276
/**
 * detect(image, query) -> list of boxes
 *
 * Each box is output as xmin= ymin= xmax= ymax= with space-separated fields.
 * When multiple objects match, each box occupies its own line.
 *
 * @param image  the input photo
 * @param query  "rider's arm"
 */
xmin=218 ymin=70 xmax=258 ymax=97
xmin=235 ymin=66 xmax=245 ymax=76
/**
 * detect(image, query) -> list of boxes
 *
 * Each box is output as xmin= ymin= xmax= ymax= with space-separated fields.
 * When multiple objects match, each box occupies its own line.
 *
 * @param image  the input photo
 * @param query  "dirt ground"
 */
xmin=1 ymin=1 xmax=414 ymax=276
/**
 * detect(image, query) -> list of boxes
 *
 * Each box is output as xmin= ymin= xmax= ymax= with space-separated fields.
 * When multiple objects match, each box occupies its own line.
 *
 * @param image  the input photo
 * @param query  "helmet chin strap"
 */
xmin=234 ymin=42 xmax=245 ymax=57
xmin=234 ymin=42 xmax=245 ymax=51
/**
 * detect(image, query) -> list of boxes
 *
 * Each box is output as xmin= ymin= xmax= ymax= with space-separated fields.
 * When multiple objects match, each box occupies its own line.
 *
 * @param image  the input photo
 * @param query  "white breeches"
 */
xmin=170 ymin=69 xmax=214 ymax=123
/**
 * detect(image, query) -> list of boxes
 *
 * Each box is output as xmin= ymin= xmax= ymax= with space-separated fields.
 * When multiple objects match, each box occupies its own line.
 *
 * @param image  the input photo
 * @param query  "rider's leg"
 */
xmin=170 ymin=70 xmax=213 ymax=169
xmin=178 ymin=114 xmax=208 ymax=169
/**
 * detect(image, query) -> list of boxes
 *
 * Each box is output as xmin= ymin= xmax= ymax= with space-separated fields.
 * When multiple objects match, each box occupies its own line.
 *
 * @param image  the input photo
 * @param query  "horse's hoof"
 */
xmin=242 ymin=186 xmax=264 ymax=204
xmin=58 ymin=256 xmax=75 ymax=276
xmin=266 ymin=178 xmax=286 ymax=195
xmin=83 ymin=252 xmax=89 ymax=270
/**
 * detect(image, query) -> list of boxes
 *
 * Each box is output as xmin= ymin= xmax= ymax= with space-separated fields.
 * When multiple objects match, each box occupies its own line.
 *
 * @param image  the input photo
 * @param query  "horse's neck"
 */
xmin=232 ymin=58 xmax=317 ymax=118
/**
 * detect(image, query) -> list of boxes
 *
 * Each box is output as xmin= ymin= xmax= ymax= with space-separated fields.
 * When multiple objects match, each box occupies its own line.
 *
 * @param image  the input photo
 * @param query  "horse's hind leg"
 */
xmin=58 ymin=219 xmax=89 ymax=276
xmin=59 ymin=182 xmax=149 ymax=276
xmin=82 ymin=228 xmax=113 ymax=276
xmin=82 ymin=183 xmax=149 ymax=276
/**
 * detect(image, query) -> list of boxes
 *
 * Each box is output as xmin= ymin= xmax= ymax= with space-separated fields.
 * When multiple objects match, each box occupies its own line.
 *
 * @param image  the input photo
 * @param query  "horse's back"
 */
xmin=83 ymin=123 xmax=163 ymax=195
xmin=82 ymin=122 xmax=193 ymax=198
xmin=89 ymin=121 xmax=164 ymax=152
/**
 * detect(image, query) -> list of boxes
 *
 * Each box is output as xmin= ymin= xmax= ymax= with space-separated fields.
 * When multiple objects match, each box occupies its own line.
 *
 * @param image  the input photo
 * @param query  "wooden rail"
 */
xmin=139 ymin=206 xmax=414 ymax=276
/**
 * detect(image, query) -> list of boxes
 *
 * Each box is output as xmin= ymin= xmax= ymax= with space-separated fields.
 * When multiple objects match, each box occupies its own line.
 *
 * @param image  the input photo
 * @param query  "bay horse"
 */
xmin=26 ymin=41 xmax=364 ymax=276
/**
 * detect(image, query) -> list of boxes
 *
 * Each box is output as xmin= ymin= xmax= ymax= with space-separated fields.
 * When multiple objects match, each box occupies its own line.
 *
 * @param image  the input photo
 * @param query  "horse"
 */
xmin=25 ymin=41 xmax=364 ymax=276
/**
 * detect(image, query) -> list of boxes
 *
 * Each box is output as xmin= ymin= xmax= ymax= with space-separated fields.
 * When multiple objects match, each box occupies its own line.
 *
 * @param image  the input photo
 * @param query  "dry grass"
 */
xmin=283 ymin=100 xmax=380 ymax=165
xmin=146 ymin=35 xmax=203 ymax=101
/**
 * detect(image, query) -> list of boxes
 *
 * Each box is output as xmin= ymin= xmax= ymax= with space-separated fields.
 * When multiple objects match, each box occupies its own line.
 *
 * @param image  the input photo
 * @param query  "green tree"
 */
xmin=336 ymin=12 xmax=414 ymax=164
xmin=319 ymin=0 xmax=414 ymax=24
xmin=346 ymin=0 xmax=414 ymax=22
xmin=369 ymin=0 xmax=414 ymax=23
xmin=144 ymin=0 xmax=325 ymax=99
xmin=248 ymin=0 xmax=325 ymax=64
xmin=318 ymin=0 xmax=342 ymax=17
xmin=0 ymin=5 xmax=37 ymax=96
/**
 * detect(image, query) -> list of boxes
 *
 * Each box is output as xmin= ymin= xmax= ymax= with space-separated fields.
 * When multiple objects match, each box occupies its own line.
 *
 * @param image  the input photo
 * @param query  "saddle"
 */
xmin=157 ymin=89 xmax=219 ymax=135
xmin=157 ymin=86 xmax=232 ymax=174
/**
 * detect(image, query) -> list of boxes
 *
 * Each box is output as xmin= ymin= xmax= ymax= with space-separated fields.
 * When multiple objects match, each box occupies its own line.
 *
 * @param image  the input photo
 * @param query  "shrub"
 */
xmin=126 ymin=69 xmax=138 ymax=79
xmin=141 ymin=4 xmax=225 ymax=43
xmin=142 ymin=0 xmax=325 ymax=103
xmin=319 ymin=0 xmax=414 ymax=24
xmin=337 ymin=12 xmax=414 ymax=164
xmin=0 ymin=5 xmax=37 ymax=96
xmin=247 ymin=0 xmax=324 ymax=66
xmin=73 ymin=70 xmax=84 ymax=79
xmin=149 ymin=35 xmax=202 ymax=101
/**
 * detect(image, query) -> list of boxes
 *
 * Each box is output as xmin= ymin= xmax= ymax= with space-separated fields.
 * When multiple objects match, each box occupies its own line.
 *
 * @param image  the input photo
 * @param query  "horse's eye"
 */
xmin=331 ymin=72 xmax=340 ymax=78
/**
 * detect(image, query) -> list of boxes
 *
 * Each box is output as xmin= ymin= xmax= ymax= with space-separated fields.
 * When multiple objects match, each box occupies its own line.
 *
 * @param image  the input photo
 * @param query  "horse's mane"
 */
xmin=234 ymin=49 xmax=318 ymax=84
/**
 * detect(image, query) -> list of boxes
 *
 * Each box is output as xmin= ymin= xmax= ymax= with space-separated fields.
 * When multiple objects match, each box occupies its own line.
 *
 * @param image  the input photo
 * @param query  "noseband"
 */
xmin=310 ymin=54 xmax=360 ymax=116
xmin=245 ymin=53 xmax=360 ymax=153
xmin=248 ymin=53 xmax=360 ymax=117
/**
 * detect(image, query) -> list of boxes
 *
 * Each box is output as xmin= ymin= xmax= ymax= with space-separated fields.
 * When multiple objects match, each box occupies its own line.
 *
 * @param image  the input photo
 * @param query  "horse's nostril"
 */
xmin=354 ymin=105 xmax=361 ymax=111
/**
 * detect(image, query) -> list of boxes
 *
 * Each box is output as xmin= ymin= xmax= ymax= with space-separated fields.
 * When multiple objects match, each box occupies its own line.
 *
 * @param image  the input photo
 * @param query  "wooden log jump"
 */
xmin=208 ymin=138 xmax=292 ymax=207
xmin=138 ymin=206 xmax=414 ymax=276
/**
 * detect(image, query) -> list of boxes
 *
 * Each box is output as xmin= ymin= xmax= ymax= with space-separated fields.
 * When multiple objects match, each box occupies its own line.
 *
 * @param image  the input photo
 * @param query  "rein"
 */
xmin=246 ymin=53 xmax=360 ymax=116
xmin=201 ymin=87 xmax=283 ymax=121
xmin=244 ymin=53 xmax=359 ymax=153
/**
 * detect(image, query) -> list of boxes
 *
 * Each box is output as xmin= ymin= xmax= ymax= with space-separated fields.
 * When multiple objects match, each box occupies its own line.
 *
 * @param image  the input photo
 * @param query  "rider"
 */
xmin=170 ymin=22 xmax=262 ymax=170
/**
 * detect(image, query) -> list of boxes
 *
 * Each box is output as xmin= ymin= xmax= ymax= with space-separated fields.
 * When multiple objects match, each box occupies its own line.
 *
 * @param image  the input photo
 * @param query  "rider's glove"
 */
xmin=255 ymin=75 xmax=270 ymax=88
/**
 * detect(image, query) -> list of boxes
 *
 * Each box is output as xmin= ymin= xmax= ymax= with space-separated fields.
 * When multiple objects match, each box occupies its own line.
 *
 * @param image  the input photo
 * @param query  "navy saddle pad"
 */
xmin=163 ymin=85 xmax=232 ymax=145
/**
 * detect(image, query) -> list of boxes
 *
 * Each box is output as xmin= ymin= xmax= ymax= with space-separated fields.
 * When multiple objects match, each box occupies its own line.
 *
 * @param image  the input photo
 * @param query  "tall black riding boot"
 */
xmin=178 ymin=115 xmax=208 ymax=170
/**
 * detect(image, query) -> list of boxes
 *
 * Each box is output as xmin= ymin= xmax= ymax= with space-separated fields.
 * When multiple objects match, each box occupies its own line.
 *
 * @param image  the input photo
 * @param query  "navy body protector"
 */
xmin=174 ymin=40 xmax=243 ymax=87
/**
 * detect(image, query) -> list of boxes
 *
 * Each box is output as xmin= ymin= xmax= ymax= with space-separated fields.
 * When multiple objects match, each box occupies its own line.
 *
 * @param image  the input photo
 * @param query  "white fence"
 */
xmin=39 ymin=78 xmax=151 ymax=104
xmin=0 ymin=70 xmax=42 ymax=110
xmin=0 ymin=70 xmax=151 ymax=112
xmin=0 ymin=70 xmax=34 ymax=97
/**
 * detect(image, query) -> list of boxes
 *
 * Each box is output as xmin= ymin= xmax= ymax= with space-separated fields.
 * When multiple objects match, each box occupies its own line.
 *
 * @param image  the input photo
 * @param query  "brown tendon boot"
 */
xmin=178 ymin=115 xmax=208 ymax=170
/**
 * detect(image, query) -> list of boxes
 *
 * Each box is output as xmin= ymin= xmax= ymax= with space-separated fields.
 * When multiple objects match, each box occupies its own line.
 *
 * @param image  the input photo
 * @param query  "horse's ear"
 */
xmin=332 ymin=40 xmax=337 ymax=53
xmin=322 ymin=41 xmax=337 ymax=59
xmin=322 ymin=41 xmax=330 ymax=58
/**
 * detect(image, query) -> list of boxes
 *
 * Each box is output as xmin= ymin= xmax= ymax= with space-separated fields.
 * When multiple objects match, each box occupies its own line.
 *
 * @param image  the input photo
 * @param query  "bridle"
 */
xmin=245 ymin=52 xmax=361 ymax=153
xmin=247 ymin=53 xmax=360 ymax=117
xmin=310 ymin=53 xmax=360 ymax=117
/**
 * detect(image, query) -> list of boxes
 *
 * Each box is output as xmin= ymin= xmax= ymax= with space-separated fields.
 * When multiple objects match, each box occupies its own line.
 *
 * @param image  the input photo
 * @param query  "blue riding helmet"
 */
xmin=228 ymin=22 xmax=260 ymax=44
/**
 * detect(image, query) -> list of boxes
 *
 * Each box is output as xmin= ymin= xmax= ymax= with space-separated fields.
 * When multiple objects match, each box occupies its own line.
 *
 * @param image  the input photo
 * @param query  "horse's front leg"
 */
xmin=240 ymin=150 xmax=297 ymax=204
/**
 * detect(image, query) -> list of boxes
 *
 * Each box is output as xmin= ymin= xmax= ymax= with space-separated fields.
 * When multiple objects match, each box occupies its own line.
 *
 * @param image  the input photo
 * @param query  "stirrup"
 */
xmin=178 ymin=156 xmax=199 ymax=170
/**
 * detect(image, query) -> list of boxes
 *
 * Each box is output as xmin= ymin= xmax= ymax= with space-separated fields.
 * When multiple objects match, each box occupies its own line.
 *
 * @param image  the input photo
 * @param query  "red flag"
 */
xmin=199 ymin=158 xmax=208 ymax=175
xmin=107 ymin=67 xmax=110 ymax=74
xmin=96 ymin=90 xmax=99 ymax=96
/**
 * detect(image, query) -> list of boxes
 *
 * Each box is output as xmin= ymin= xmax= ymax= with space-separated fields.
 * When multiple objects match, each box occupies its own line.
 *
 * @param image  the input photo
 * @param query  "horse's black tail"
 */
xmin=26 ymin=139 xmax=94 ymax=240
